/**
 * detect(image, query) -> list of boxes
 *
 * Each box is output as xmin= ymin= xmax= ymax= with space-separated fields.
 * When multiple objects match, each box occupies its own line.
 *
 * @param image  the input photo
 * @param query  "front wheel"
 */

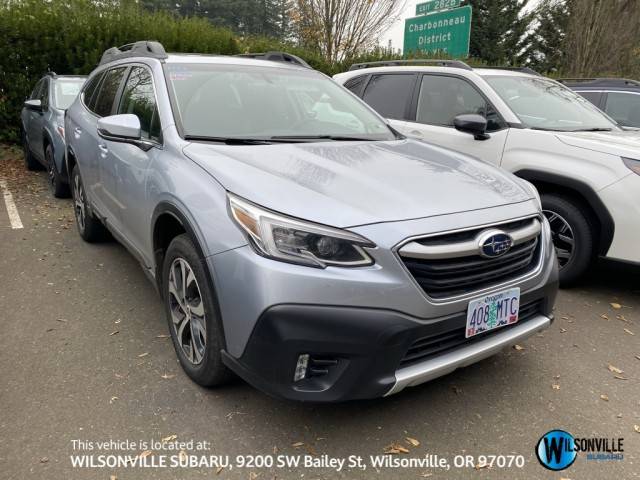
xmin=162 ymin=234 xmax=231 ymax=387
xmin=542 ymin=193 xmax=594 ymax=286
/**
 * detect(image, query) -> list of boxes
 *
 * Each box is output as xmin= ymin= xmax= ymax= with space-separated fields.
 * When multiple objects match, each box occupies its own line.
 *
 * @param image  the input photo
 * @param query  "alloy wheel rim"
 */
xmin=73 ymin=174 xmax=86 ymax=232
xmin=543 ymin=209 xmax=575 ymax=268
xmin=168 ymin=258 xmax=207 ymax=365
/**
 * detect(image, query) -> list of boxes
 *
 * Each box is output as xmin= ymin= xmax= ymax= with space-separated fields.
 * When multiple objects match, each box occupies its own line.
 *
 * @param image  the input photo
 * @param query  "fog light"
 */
xmin=293 ymin=354 xmax=309 ymax=382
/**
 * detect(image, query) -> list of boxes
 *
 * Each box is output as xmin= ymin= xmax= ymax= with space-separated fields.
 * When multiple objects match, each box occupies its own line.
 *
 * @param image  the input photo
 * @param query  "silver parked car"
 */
xmin=21 ymin=73 xmax=86 ymax=197
xmin=65 ymin=42 xmax=558 ymax=402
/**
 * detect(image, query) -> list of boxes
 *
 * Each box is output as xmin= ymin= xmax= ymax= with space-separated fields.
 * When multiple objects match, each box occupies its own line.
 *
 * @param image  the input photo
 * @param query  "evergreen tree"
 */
xmin=467 ymin=0 xmax=533 ymax=65
xmin=524 ymin=0 xmax=568 ymax=73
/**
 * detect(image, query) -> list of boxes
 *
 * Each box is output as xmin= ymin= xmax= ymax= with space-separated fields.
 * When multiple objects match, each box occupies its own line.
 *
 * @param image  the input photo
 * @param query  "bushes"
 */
xmin=0 ymin=0 xmax=238 ymax=142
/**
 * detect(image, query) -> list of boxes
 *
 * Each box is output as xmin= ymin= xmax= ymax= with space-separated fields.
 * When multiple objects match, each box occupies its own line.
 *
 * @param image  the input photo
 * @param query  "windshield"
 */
xmin=163 ymin=63 xmax=396 ymax=141
xmin=53 ymin=78 xmax=85 ymax=109
xmin=485 ymin=76 xmax=620 ymax=131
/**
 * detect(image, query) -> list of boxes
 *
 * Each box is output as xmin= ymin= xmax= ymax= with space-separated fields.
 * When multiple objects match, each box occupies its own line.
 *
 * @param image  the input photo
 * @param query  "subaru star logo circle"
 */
xmin=477 ymin=229 xmax=514 ymax=258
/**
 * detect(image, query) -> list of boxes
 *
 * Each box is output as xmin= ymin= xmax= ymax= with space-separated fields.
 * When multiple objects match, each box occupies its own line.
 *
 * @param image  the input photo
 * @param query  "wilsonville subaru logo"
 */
xmin=478 ymin=230 xmax=514 ymax=258
xmin=536 ymin=430 xmax=577 ymax=471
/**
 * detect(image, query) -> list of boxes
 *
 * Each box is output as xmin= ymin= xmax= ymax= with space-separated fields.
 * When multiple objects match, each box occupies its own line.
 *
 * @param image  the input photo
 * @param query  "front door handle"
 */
xmin=74 ymin=127 xmax=82 ymax=138
xmin=98 ymin=143 xmax=108 ymax=156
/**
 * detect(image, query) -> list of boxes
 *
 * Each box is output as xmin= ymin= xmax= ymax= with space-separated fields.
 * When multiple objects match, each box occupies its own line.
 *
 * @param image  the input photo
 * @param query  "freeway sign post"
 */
xmin=403 ymin=5 xmax=472 ymax=58
xmin=416 ymin=0 xmax=463 ymax=16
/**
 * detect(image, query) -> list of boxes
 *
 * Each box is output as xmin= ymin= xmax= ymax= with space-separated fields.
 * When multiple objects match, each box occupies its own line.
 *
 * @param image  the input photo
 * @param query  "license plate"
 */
xmin=466 ymin=288 xmax=520 ymax=338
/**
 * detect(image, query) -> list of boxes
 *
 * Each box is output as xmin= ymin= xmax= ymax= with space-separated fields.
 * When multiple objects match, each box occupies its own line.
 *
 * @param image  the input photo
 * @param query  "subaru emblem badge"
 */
xmin=478 ymin=229 xmax=514 ymax=258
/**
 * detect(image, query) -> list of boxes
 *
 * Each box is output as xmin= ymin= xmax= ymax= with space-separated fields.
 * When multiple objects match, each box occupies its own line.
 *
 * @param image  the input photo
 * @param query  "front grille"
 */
xmin=399 ymin=218 xmax=542 ymax=299
xmin=400 ymin=300 xmax=542 ymax=367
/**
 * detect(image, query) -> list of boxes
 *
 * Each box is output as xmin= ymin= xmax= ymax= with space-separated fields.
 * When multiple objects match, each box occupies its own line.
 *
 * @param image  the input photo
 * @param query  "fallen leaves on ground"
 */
xmin=600 ymin=394 xmax=609 ymax=401
xmin=156 ymin=334 xmax=170 ymax=339
xmin=39 ymin=457 xmax=48 ymax=463
xmin=513 ymin=344 xmax=524 ymax=351
xmin=179 ymin=450 xmax=188 ymax=462
xmin=109 ymin=330 xmax=119 ymax=336
xmin=608 ymin=364 xmax=624 ymax=375
xmin=161 ymin=373 xmax=175 ymax=379
xmin=610 ymin=303 xmax=622 ymax=309
xmin=110 ymin=396 xmax=118 ymax=404
xmin=110 ymin=475 xmax=117 ymax=480
xmin=138 ymin=352 xmax=149 ymax=358
xmin=560 ymin=328 xmax=567 ymax=333
xmin=405 ymin=437 xmax=420 ymax=447
xmin=138 ymin=450 xmax=153 ymax=459
xmin=623 ymin=328 xmax=635 ymax=336
xmin=601 ymin=314 xmax=609 ymax=320
xmin=291 ymin=442 xmax=304 ymax=448
xmin=215 ymin=466 xmax=224 ymax=475
xmin=552 ymin=384 xmax=561 ymax=390
xmin=634 ymin=425 xmax=640 ymax=434
xmin=161 ymin=435 xmax=177 ymax=443
xmin=384 ymin=443 xmax=410 ymax=454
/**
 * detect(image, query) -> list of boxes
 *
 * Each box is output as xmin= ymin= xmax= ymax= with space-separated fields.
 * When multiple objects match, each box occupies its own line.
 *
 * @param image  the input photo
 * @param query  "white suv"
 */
xmin=334 ymin=61 xmax=640 ymax=284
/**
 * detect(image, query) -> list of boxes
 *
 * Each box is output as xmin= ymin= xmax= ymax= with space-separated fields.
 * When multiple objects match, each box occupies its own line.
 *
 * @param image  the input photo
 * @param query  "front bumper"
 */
xmin=210 ymin=203 xmax=558 ymax=401
xmin=221 ymin=280 xmax=557 ymax=402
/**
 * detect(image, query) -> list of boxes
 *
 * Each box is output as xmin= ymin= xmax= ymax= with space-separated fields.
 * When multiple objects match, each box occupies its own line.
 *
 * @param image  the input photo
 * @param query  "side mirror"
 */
xmin=98 ymin=114 xmax=141 ymax=141
xmin=454 ymin=114 xmax=490 ymax=140
xmin=24 ymin=99 xmax=42 ymax=111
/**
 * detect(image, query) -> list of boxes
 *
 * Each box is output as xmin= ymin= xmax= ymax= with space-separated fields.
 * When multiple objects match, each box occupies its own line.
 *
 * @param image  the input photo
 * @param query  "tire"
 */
xmin=70 ymin=165 xmax=107 ymax=242
xmin=45 ymin=144 xmax=70 ymax=198
xmin=162 ymin=234 xmax=231 ymax=387
xmin=542 ymin=193 xmax=594 ymax=286
xmin=22 ymin=131 xmax=41 ymax=171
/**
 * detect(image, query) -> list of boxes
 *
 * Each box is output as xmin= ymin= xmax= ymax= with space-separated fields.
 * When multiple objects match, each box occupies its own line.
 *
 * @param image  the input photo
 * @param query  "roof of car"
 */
xmin=558 ymin=78 xmax=640 ymax=89
xmin=164 ymin=53 xmax=310 ymax=71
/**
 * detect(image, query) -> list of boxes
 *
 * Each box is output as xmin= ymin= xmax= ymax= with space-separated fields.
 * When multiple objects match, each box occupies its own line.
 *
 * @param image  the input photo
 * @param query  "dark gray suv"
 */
xmin=21 ymin=73 xmax=86 ymax=196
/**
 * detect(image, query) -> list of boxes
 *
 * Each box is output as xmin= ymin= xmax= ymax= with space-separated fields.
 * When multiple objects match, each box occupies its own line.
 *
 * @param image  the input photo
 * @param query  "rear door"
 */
xmin=392 ymin=73 xmax=509 ymax=165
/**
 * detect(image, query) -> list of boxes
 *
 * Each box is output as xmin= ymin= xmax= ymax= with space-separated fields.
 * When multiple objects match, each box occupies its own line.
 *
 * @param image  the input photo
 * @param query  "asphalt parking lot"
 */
xmin=0 ymin=144 xmax=638 ymax=480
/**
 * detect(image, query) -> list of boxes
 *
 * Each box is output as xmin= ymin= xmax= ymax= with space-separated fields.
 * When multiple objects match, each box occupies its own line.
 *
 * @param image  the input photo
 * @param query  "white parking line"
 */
xmin=0 ymin=179 xmax=24 ymax=229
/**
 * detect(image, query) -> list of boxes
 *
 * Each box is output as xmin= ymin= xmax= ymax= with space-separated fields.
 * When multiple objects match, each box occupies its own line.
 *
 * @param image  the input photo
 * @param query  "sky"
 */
xmin=379 ymin=0 xmax=542 ymax=52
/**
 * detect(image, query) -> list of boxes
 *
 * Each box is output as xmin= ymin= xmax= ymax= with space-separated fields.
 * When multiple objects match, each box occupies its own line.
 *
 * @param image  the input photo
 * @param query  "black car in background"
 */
xmin=559 ymin=78 xmax=640 ymax=128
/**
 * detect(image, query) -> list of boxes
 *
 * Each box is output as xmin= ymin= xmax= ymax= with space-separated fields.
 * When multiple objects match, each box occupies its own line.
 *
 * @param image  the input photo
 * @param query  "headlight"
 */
xmin=228 ymin=193 xmax=375 ymax=268
xmin=622 ymin=157 xmax=640 ymax=175
xmin=520 ymin=179 xmax=542 ymax=210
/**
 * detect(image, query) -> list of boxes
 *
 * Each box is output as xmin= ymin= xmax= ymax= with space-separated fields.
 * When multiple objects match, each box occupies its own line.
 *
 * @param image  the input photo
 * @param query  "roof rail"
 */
xmin=45 ymin=71 xmax=57 ymax=77
xmin=348 ymin=59 xmax=473 ymax=71
xmin=235 ymin=51 xmax=311 ymax=68
xmin=478 ymin=66 xmax=542 ymax=76
xmin=99 ymin=41 xmax=168 ymax=65
xmin=557 ymin=77 xmax=640 ymax=87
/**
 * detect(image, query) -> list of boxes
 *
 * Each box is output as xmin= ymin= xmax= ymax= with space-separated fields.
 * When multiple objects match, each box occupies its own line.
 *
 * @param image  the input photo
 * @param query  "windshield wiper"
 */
xmin=571 ymin=128 xmax=613 ymax=132
xmin=269 ymin=134 xmax=380 ymax=142
xmin=184 ymin=135 xmax=273 ymax=145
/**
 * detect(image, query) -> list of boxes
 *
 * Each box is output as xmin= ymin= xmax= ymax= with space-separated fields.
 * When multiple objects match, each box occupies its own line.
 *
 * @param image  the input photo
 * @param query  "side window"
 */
xmin=361 ymin=74 xmax=416 ymax=120
xmin=82 ymin=72 xmax=105 ymax=109
xmin=577 ymin=91 xmax=603 ymax=108
xmin=417 ymin=75 xmax=505 ymax=132
xmin=344 ymin=75 xmax=367 ymax=97
xmin=30 ymin=79 xmax=44 ymax=100
xmin=117 ymin=66 xmax=161 ymax=142
xmin=40 ymin=78 xmax=50 ymax=110
xmin=604 ymin=92 xmax=640 ymax=127
xmin=93 ymin=67 xmax=127 ymax=117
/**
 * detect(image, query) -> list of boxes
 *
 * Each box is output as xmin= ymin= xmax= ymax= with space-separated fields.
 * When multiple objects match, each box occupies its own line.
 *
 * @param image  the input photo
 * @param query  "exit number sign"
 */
xmin=416 ymin=0 xmax=463 ymax=15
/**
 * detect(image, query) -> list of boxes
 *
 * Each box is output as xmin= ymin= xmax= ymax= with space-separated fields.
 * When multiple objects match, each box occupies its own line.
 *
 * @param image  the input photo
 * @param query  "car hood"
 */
xmin=556 ymin=130 xmax=640 ymax=158
xmin=183 ymin=139 xmax=531 ymax=228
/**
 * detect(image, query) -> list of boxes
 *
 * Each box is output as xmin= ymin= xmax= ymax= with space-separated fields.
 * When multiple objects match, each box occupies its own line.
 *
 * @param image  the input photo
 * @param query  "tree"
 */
xmin=467 ymin=0 xmax=533 ymax=65
xmin=524 ymin=0 xmax=569 ymax=73
xmin=564 ymin=0 xmax=640 ymax=77
xmin=292 ymin=0 xmax=405 ymax=64
xmin=140 ymin=0 xmax=292 ymax=39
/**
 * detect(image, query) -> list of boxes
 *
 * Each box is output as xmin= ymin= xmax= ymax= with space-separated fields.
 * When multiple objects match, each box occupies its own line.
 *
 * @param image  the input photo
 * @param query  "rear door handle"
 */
xmin=74 ymin=127 xmax=82 ymax=138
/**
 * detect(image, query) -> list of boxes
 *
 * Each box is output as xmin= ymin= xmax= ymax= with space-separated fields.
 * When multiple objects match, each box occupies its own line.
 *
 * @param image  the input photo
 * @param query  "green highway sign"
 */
xmin=404 ymin=5 xmax=472 ymax=58
xmin=416 ymin=0 xmax=463 ymax=16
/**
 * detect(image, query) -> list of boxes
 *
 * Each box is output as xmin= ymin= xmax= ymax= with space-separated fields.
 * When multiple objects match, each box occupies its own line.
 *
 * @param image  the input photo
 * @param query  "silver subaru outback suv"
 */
xmin=65 ymin=41 xmax=558 ymax=402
